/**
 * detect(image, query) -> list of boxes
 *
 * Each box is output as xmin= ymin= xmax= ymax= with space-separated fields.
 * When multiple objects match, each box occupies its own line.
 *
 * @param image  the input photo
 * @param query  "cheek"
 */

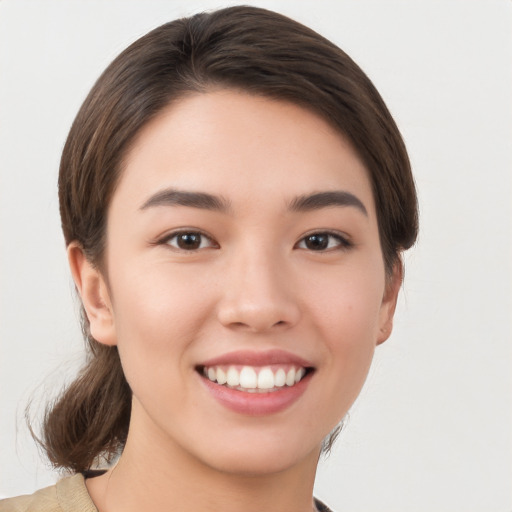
xmin=107 ymin=262 xmax=213 ymax=381
xmin=305 ymin=259 xmax=385 ymax=391
xmin=308 ymin=260 xmax=385 ymax=341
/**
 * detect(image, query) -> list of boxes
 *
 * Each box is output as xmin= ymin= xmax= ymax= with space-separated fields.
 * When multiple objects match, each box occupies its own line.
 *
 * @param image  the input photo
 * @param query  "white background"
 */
xmin=1 ymin=1 xmax=511 ymax=510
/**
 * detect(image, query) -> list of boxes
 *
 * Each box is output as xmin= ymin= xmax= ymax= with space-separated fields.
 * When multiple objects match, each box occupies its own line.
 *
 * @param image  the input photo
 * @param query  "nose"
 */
xmin=216 ymin=250 xmax=301 ymax=333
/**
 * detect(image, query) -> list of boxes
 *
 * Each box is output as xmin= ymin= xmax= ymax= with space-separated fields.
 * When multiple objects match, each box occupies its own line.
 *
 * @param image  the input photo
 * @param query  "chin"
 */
xmin=192 ymin=430 xmax=322 ymax=477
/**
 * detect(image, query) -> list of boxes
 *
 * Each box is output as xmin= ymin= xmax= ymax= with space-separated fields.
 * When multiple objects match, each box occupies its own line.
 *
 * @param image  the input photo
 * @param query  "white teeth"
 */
xmin=216 ymin=367 xmax=227 ymax=385
xmin=257 ymin=367 xmax=275 ymax=389
xmin=239 ymin=366 xmax=257 ymax=388
xmin=203 ymin=364 xmax=308 ymax=391
xmin=274 ymin=368 xmax=286 ymax=387
xmin=226 ymin=367 xmax=240 ymax=387
xmin=285 ymin=368 xmax=296 ymax=386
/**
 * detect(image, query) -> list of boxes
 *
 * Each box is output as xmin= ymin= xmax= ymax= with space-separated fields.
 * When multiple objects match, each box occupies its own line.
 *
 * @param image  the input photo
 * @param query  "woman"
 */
xmin=1 ymin=5 xmax=417 ymax=512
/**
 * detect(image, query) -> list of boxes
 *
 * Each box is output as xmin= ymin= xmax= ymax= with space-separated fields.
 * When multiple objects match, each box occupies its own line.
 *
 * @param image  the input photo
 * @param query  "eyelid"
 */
xmin=154 ymin=228 xmax=219 ymax=250
xmin=151 ymin=228 xmax=351 ymax=252
xmin=295 ymin=230 xmax=353 ymax=251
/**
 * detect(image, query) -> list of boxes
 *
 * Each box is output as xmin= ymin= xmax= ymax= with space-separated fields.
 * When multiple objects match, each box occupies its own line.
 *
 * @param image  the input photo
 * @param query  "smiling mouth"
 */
xmin=197 ymin=365 xmax=314 ymax=393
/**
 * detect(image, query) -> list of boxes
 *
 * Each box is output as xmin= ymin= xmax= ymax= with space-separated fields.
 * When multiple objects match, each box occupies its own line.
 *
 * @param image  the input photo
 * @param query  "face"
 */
xmin=76 ymin=90 xmax=400 ymax=476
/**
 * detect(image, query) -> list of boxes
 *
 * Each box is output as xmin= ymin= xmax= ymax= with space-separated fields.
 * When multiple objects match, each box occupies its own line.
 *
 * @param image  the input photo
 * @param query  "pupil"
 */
xmin=178 ymin=233 xmax=201 ymax=249
xmin=306 ymin=234 xmax=328 ymax=250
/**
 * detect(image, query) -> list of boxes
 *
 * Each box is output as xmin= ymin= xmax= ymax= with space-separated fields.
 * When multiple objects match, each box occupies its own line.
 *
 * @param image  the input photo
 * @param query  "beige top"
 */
xmin=0 ymin=474 xmax=333 ymax=512
xmin=0 ymin=474 xmax=97 ymax=512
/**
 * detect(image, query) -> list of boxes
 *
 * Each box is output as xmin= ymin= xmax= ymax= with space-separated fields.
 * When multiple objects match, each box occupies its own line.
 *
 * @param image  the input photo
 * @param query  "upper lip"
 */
xmin=198 ymin=349 xmax=314 ymax=368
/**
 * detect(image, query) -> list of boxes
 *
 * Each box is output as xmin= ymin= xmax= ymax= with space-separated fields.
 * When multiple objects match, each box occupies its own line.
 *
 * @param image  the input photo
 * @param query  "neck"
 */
xmin=87 ymin=404 xmax=320 ymax=512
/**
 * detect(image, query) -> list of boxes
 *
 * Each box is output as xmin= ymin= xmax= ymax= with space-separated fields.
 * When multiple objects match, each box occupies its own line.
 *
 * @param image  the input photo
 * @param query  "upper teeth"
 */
xmin=203 ymin=365 xmax=306 ymax=391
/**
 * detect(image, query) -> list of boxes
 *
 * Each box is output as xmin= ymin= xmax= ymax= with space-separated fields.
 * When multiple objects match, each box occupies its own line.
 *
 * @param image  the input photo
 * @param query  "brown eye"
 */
xmin=297 ymin=232 xmax=350 ymax=251
xmin=304 ymin=234 xmax=328 ymax=250
xmin=165 ymin=232 xmax=215 ymax=251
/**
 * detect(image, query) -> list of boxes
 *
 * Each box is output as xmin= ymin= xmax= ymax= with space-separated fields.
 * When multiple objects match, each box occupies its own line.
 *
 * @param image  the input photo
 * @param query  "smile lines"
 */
xmin=200 ymin=365 xmax=309 ymax=392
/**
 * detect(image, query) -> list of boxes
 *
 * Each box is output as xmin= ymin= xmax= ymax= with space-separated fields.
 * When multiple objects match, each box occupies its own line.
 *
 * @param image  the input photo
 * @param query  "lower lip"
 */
xmin=199 ymin=372 xmax=312 ymax=416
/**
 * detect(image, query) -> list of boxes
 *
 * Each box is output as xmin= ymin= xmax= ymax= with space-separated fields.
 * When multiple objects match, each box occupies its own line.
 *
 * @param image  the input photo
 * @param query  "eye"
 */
xmin=296 ymin=232 xmax=351 ymax=251
xmin=163 ymin=231 xmax=217 ymax=251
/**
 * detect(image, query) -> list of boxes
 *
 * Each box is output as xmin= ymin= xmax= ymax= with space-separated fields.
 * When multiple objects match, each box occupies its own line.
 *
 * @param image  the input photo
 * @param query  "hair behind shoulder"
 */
xmin=39 ymin=344 xmax=130 ymax=472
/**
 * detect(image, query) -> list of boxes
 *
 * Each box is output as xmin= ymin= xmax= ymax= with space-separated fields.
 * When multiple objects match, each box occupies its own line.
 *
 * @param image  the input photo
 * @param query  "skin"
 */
xmin=69 ymin=90 xmax=401 ymax=512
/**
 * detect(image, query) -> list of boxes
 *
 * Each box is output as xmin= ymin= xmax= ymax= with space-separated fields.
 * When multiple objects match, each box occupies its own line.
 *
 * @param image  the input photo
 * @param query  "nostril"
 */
xmin=216 ymin=296 xmax=301 ymax=332
xmin=230 ymin=321 xmax=248 ymax=329
xmin=227 ymin=319 xmax=291 ymax=332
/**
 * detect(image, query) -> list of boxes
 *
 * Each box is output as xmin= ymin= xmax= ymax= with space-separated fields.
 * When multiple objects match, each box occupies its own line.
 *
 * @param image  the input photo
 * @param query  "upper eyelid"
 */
xmin=154 ymin=228 xmax=218 ymax=247
xmin=158 ymin=228 xmax=212 ymax=240
xmin=298 ymin=229 xmax=351 ymax=242
xmin=153 ymin=228 xmax=351 ymax=247
xmin=295 ymin=230 xmax=353 ymax=250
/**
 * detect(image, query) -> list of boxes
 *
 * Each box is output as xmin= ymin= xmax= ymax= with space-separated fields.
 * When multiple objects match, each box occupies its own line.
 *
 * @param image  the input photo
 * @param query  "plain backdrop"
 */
xmin=1 ymin=1 xmax=511 ymax=510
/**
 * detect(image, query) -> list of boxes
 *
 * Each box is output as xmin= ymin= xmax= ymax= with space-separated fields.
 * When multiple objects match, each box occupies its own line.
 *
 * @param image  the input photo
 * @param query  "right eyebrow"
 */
xmin=139 ymin=188 xmax=232 ymax=213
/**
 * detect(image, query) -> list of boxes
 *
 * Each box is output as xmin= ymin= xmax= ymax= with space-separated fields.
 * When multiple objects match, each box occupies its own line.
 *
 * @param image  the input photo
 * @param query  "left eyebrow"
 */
xmin=288 ymin=191 xmax=368 ymax=216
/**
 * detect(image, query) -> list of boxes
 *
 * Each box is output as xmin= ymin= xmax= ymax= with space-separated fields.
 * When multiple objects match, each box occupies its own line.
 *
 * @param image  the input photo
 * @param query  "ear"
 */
xmin=67 ymin=242 xmax=117 ymax=346
xmin=376 ymin=260 xmax=403 ymax=345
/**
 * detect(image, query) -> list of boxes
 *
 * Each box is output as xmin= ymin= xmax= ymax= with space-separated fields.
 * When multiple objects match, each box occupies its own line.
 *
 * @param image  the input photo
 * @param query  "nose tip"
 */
xmin=216 ymin=264 xmax=301 ymax=333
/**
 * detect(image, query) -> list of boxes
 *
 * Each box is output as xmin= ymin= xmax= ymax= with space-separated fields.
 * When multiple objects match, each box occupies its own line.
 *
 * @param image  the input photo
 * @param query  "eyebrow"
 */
xmin=139 ymin=188 xmax=367 ymax=216
xmin=140 ymin=188 xmax=232 ymax=213
xmin=288 ymin=191 xmax=368 ymax=216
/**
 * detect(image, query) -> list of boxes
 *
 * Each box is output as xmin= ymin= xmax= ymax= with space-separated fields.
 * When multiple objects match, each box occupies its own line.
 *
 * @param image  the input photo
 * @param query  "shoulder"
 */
xmin=0 ymin=474 xmax=97 ymax=512
xmin=0 ymin=483 xmax=60 ymax=512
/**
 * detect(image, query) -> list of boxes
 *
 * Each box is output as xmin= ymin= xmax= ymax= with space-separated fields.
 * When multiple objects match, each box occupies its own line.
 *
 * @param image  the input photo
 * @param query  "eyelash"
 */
xmin=157 ymin=230 xmax=218 ymax=251
xmin=155 ymin=229 xmax=352 ymax=252
xmin=294 ymin=230 xmax=352 ymax=252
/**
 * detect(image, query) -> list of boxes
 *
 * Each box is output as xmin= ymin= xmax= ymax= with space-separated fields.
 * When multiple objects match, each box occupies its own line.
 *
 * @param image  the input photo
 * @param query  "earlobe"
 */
xmin=376 ymin=260 xmax=403 ymax=345
xmin=67 ymin=242 xmax=117 ymax=346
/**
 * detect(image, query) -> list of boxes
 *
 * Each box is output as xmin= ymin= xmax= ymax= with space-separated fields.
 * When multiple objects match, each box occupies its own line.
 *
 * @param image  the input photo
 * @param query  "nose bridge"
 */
xmin=217 ymin=240 xmax=300 ymax=332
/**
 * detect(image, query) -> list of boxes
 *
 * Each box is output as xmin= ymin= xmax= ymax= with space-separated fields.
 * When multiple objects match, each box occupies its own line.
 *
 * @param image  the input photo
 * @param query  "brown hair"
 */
xmin=41 ymin=5 xmax=418 ymax=472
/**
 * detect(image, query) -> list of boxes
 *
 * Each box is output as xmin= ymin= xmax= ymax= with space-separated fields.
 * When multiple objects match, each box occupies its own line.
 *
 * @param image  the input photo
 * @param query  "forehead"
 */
xmin=115 ymin=90 xmax=375 ymax=216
